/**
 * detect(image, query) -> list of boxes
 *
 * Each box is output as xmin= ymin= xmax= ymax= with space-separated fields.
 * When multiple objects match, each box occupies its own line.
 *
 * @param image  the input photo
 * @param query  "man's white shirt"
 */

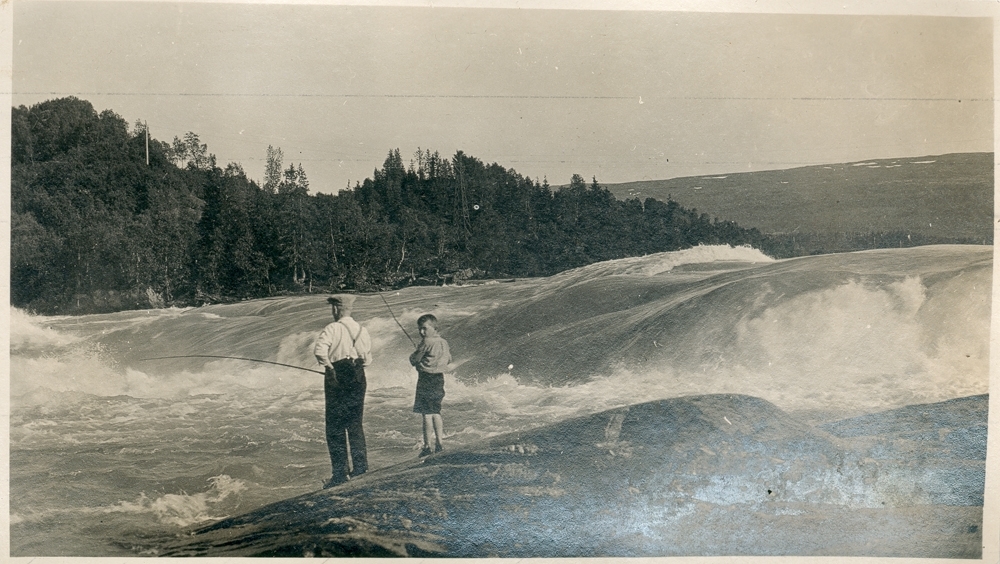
xmin=314 ymin=316 xmax=372 ymax=366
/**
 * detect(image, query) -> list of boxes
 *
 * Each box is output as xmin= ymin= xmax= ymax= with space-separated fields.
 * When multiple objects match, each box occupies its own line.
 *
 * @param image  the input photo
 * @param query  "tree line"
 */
xmin=12 ymin=97 xmax=780 ymax=314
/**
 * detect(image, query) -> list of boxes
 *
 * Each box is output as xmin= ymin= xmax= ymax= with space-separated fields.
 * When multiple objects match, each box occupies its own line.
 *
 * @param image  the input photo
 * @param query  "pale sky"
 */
xmin=12 ymin=1 xmax=994 ymax=193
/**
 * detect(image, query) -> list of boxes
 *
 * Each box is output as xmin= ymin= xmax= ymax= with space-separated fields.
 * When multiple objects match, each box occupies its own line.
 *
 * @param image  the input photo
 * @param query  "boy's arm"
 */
xmin=443 ymin=339 xmax=453 ymax=367
xmin=409 ymin=341 xmax=426 ymax=366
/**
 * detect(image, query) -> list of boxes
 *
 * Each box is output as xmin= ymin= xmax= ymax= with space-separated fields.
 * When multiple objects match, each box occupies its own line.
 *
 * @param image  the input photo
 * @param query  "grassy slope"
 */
xmin=603 ymin=153 xmax=993 ymax=240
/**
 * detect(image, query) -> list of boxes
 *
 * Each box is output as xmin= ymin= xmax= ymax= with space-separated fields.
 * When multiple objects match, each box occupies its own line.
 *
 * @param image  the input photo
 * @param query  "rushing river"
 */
xmin=10 ymin=244 xmax=991 ymax=556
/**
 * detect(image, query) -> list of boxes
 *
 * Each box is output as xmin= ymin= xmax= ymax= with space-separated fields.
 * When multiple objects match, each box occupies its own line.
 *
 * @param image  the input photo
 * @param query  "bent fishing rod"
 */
xmin=377 ymin=291 xmax=416 ymax=348
xmin=141 ymin=294 xmax=418 ymax=370
xmin=138 ymin=355 xmax=324 ymax=375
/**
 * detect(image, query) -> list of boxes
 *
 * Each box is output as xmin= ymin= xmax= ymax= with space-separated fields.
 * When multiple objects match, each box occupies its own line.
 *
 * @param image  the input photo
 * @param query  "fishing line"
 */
xmin=138 ymin=355 xmax=324 ymax=374
xmin=377 ymin=291 xmax=416 ymax=348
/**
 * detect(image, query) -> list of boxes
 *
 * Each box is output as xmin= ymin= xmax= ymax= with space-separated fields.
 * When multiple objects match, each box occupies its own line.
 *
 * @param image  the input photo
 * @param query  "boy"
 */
xmin=409 ymin=313 xmax=452 ymax=457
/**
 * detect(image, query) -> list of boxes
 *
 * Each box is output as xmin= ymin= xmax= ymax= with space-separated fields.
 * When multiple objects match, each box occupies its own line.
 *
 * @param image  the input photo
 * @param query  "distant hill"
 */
xmin=603 ymin=153 xmax=993 ymax=245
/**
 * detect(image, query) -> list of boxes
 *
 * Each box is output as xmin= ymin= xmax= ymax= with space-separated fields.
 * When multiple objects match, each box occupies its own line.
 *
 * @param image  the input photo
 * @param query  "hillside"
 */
xmin=12 ymin=97 xmax=774 ymax=315
xmin=604 ymin=153 xmax=993 ymax=245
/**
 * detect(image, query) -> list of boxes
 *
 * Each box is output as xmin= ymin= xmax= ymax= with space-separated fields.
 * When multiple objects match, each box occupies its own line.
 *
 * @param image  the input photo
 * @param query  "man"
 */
xmin=313 ymin=294 xmax=372 ymax=488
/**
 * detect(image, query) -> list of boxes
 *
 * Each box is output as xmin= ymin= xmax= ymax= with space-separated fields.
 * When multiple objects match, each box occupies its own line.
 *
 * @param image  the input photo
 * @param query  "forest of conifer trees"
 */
xmin=12 ymin=97 xmax=780 ymax=314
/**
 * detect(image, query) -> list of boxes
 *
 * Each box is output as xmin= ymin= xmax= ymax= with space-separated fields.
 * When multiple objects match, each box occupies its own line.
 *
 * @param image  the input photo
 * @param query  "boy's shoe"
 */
xmin=419 ymin=447 xmax=433 ymax=457
xmin=434 ymin=444 xmax=444 ymax=453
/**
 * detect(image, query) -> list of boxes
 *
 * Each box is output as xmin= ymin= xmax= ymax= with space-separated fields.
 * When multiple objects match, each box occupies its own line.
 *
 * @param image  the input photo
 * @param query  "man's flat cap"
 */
xmin=327 ymin=294 xmax=357 ymax=307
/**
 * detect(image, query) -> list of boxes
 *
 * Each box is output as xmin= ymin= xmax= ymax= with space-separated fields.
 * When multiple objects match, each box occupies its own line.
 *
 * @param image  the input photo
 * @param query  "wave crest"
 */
xmin=105 ymin=474 xmax=248 ymax=528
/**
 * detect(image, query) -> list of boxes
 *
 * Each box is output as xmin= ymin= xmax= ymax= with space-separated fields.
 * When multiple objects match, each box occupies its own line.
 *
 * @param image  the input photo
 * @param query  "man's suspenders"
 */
xmin=336 ymin=323 xmax=365 ymax=382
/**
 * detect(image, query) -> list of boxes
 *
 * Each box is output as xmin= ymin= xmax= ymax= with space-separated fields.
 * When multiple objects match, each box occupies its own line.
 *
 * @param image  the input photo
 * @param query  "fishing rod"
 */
xmin=138 ymin=355 xmax=324 ymax=375
xmin=142 ymin=294 xmax=417 ymax=372
xmin=377 ymin=291 xmax=416 ymax=348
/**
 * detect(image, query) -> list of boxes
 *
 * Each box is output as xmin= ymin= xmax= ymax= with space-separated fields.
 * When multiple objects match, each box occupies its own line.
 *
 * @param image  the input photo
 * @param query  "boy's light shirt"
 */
xmin=410 ymin=334 xmax=452 ymax=373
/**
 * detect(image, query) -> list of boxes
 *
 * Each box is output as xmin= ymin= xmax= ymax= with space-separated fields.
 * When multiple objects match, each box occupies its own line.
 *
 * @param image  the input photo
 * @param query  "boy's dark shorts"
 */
xmin=413 ymin=371 xmax=445 ymax=414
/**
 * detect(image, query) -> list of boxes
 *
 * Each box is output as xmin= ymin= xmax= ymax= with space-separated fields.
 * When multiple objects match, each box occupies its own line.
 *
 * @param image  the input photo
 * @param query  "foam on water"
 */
xmin=104 ymin=474 xmax=248 ymax=528
xmin=552 ymin=244 xmax=775 ymax=279
xmin=10 ymin=307 xmax=82 ymax=350
xmin=11 ymin=474 xmax=248 ymax=530
xmin=10 ymin=245 xmax=990 ymax=417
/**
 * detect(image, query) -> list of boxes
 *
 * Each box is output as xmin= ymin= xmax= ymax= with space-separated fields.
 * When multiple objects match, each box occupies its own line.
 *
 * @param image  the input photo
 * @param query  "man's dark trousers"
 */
xmin=325 ymin=359 xmax=368 ymax=483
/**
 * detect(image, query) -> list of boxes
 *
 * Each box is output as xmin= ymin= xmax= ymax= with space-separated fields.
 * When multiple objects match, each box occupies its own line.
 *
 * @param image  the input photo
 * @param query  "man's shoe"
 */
xmin=323 ymin=475 xmax=348 ymax=489
xmin=419 ymin=447 xmax=433 ymax=457
xmin=434 ymin=444 xmax=444 ymax=453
